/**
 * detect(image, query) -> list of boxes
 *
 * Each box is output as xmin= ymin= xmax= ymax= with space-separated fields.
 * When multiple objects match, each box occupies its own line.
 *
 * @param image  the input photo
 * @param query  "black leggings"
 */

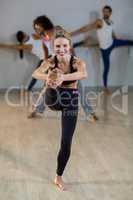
xmin=45 ymin=87 xmax=79 ymax=176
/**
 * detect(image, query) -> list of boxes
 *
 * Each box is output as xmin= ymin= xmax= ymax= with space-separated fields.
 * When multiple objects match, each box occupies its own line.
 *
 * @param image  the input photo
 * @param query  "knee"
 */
xmin=61 ymin=139 xmax=71 ymax=155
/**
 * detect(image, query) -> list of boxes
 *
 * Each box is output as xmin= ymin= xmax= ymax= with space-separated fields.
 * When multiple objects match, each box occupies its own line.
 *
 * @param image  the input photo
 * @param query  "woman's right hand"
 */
xmin=46 ymin=69 xmax=64 ymax=88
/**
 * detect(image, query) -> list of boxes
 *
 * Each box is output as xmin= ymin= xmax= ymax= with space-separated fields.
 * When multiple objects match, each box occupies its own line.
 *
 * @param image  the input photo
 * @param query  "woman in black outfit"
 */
xmin=32 ymin=29 xmax=87 ymax=190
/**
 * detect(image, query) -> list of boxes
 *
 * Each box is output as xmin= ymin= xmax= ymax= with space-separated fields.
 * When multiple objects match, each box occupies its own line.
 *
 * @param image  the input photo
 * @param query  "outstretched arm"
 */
xmin=62 ymin=58 xmax=87 ymax=81
xmin=32 ymin=59 xmax=51 ymax=80
xmin=70 ymin=19 xmax=102 ymax=36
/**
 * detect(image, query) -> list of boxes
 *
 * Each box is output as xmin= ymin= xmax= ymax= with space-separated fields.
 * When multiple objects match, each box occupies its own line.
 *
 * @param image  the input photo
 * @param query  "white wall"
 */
xmin=0 ymin=0 xmax=133 ymax=88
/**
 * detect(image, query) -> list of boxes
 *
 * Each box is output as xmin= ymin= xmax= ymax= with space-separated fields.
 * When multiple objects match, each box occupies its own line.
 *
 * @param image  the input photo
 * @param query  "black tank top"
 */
xmin=53 ymin=55 xmax=77 ymax=85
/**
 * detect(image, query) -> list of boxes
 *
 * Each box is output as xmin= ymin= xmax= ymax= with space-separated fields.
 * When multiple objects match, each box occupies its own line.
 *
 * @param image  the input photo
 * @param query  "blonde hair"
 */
xmin=54 ymin=26 xmax=72 ymax=46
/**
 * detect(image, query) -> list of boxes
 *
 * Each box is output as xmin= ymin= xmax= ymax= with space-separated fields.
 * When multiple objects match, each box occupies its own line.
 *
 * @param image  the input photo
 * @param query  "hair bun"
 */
xmin=54 ymin=26 xmax=71 ymax=41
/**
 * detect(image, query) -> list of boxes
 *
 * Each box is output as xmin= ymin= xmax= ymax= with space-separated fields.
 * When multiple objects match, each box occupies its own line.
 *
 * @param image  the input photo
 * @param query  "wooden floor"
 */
xmin=0 ymin=90 xmax=133 ymax=200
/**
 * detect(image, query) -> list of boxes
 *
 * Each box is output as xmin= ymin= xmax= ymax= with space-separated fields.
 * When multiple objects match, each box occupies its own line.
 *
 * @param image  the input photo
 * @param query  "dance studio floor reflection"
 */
xmin=0 ymin=90 xmax=133 ymax=200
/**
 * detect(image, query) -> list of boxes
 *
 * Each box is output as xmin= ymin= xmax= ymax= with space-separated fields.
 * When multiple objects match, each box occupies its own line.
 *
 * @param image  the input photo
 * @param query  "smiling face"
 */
xmin=54 ymin=37 xmax=71 ymax=58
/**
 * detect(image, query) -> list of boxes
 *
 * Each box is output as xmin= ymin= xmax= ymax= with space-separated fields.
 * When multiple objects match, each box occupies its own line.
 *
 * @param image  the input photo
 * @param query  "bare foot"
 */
xmin=54 ymin=176 xmax=67 ymax=191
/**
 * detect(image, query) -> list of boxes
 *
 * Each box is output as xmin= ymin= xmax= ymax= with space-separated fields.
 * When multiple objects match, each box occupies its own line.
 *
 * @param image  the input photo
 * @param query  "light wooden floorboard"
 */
xmin=0 ymin=91 xmax=133 ymax=200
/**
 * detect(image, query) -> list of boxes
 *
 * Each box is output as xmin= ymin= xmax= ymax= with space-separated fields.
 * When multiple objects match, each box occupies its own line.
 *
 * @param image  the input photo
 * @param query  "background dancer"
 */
xmin=71 ymin=5 xmax=133 ymax=94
